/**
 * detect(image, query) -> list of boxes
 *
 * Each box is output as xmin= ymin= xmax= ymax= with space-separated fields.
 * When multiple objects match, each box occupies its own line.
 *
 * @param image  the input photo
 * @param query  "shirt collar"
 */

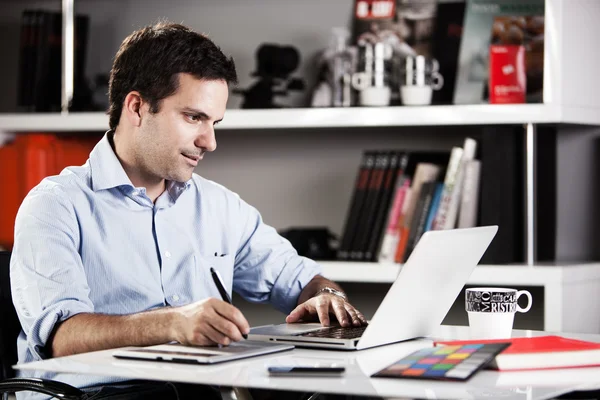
xmin=90 ymin=131 xmax=134 ymax=192
xmin=166 ymin=180 xmax=192 ymax=201
xmin=90 ymin=130 xmax=192 ymax=202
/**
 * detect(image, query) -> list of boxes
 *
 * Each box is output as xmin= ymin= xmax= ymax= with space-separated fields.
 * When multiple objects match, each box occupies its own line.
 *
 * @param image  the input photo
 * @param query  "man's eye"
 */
xmin=186 ymin=114 xmax=201 ymax=122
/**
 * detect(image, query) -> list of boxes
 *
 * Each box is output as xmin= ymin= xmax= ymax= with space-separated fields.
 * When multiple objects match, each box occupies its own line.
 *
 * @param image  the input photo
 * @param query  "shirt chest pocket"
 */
xmin=196 ymin=253 xmax=235 ymax=297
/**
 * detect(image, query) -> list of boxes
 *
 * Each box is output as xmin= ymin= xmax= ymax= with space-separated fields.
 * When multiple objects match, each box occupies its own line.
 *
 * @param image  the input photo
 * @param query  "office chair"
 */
xmin=0 ymin=251 xmax=84 ymax=400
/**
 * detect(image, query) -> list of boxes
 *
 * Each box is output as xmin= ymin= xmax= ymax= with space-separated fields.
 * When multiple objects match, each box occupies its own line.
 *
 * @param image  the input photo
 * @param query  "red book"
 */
xmin=435 ymin=336 xmax=600 ymax=371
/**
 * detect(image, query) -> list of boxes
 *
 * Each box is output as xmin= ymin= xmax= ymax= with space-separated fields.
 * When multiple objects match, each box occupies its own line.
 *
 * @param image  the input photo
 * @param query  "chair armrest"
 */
xmin=0 ymin=377 xmax=84 ymax=399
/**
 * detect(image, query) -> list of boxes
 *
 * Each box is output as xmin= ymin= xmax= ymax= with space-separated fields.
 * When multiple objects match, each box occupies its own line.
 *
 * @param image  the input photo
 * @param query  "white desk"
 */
xmin=15 ymin=326 xmax=600 ymax=400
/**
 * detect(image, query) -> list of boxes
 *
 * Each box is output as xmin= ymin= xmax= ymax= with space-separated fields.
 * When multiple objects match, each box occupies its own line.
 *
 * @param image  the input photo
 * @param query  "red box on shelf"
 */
xmin=0 ymin=133 xmax=101 ymax=249
xmin=489 ymin=45 xmax=526 ymax=104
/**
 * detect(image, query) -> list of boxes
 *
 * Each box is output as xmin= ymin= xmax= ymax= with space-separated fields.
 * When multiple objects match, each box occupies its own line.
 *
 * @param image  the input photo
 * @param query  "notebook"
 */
xmin=435 ymin=336 xmax=600 ymax=371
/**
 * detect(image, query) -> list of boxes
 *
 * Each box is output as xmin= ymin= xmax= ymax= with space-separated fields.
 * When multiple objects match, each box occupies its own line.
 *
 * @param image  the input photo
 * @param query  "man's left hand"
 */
xmin=285 ymin=294 xmax=368 ymax=327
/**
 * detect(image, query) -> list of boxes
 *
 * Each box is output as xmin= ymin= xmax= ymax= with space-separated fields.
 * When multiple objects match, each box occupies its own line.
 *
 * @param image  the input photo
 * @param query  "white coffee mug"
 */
xmin=465 ymin=287 xmax=532 ymax=339
xmin=360 ymin=86 xmax=391 ymax=107
xmin=400 ymin=70 xmax=443 ymax=106
xmin=351 ymin=72 xmax=391 ymax=106
xmin=401 ymin=86 xmax=433 ymax=106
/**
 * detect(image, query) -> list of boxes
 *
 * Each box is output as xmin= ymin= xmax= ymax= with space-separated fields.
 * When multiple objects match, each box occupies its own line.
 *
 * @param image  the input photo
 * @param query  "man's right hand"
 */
xmin=173 ymin=298 xmax=250 ymax=346
xmin=50 ymin=298 xmax=251 ymax=357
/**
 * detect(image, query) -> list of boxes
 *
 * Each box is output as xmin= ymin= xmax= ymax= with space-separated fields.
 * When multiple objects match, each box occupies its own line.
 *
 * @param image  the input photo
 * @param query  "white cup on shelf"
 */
xmin=400 ymin=86 xmax=433 ymax=106
xmin=400 ymin=55 xmax=444 ymax=106
xmin=360 ymin=86 xmax=391 ymax=107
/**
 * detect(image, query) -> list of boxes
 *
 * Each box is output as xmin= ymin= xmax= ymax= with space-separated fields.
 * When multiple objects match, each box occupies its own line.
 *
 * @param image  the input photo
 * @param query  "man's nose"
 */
xmin=196 ymin=125 xmax=217 ymax=152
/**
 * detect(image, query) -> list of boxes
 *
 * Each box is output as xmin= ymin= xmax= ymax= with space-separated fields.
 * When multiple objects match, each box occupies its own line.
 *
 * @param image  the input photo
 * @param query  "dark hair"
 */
xmin=108 ymin=22 xmax=238 ymax=130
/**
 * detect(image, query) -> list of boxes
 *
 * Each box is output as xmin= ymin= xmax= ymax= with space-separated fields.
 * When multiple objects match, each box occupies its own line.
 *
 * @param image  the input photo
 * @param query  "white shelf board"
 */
xmin=320 ymin=261 xmax=600 ymax=286
xmin=1 ymin=104 xmax=599 ymax=132
xmin=0 ymin=112 xmax=108 ymax=133
xmin=218 ymin=104 xmax=565 ymax=129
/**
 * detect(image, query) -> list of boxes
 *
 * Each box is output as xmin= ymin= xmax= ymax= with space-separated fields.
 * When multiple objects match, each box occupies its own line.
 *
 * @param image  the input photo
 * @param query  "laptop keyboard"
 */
xmin=297 ymin=325 xmax=368 ymax=339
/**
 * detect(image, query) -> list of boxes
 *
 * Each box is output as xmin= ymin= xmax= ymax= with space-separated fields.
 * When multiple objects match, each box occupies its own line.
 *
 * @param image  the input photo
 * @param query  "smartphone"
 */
xmin=268 ymin=366 xmax=345 ymax=377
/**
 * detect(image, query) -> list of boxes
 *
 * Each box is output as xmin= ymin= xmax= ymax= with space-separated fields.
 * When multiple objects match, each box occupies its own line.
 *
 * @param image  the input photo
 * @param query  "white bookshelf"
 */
xmin=319 ymin=261 xmax=600 ymax=285
xmin=2 ymin=0 xmax=600 ymax=130
xmin=1 ymin=103 xmax=600 ymax=133
xmin=319 ymin=261 xmax=600 ymax=334
xmin=1 ymin=0 xmax=600 ymax=334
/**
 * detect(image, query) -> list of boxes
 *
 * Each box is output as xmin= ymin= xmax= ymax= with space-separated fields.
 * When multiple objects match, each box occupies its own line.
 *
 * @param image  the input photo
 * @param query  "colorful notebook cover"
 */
xmin=372 ymin=343 xmax=509 ymax=381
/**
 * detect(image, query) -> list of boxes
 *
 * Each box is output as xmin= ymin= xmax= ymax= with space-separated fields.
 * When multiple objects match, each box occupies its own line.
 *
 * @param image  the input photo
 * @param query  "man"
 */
xmin=10 ymin=22 xmax=366 ymax=399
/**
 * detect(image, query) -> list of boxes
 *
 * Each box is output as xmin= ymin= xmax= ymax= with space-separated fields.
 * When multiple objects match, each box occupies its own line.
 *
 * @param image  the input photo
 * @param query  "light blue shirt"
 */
xmin=10 ymin=132 xmax=321 ymax=398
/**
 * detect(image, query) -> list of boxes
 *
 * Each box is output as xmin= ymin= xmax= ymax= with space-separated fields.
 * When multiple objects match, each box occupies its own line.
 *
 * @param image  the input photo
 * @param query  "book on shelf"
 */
xmin=17 ymin=9 xmax=90 ymax=112
xmin=453 ymin=0 xmax=545 ymax=105
xmin=393 ymin=162 xmax=441 ymax=263
xmin=430 ymin=146 xmax=463 ymax=230
xmin=435 ymin=336 xmax=600 ymax=371
xmin=33 ymin=11 xmax=56 ymax=112
xmin=458 ymin=159 xmax=481 ymax=228
xmin=424 ymin=183 xmax=443 ymax=232
xmin=17 ymin=10 xmax=35 ymax=111
xmin=364 ymin=151 xmax=402 ymax=262
xmin=336 ymin=142 xmax=522 ymax=265
xmin=352 ymin=0 xmax=438 ymax=57
xmin=352 ymin=0 xmax=396 ymax=45
xmin=337 ymin=151 xmax=377 ymax=260
xmin=338 ymin=149 xmax=467 ymax=264
xmin=350 ymin=151 xmax=390 ymax=260
xmin=378 ymin=175 xmax=410 ymax=263
xmin=432 ymin=137 xmax=477 ymax=230
xmin=401 ymin=180 xmax=439 ymax=263
xmin=399 ymin=163 xmax=441 ymax=234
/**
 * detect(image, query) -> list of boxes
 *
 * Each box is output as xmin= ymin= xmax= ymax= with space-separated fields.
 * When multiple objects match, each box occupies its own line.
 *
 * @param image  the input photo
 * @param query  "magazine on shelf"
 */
xmin=453 ymin=0 xmax=544 ymax=104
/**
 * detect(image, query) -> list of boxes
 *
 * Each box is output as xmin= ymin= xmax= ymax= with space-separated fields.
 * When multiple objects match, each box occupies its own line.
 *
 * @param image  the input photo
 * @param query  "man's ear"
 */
xmin=123 ymin=91 xmax=145 ymax=127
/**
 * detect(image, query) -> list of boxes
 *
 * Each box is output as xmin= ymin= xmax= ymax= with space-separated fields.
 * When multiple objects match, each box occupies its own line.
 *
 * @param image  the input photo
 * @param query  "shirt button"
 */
xmin=165 ymin=251 xmax=172 ymax=258
xmin=172 ymin=295 xmax=180 ymax=301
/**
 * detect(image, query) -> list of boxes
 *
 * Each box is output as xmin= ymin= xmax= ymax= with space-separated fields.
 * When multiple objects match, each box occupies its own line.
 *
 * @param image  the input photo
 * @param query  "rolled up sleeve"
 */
xmin=11 ymin=187 xmax=94 ymax=360
xmin=232 ymin=199 xmax=322 ymax=314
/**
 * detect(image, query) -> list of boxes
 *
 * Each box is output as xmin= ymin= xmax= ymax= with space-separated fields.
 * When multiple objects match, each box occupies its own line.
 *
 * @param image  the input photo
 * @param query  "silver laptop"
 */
xmin=248 ymin=226 xmax=498 ymax=351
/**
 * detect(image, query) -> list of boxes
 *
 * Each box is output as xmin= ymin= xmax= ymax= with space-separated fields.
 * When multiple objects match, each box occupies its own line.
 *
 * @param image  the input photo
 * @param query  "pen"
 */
xmin=210 ymin=267 xmax=247 ymax=339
